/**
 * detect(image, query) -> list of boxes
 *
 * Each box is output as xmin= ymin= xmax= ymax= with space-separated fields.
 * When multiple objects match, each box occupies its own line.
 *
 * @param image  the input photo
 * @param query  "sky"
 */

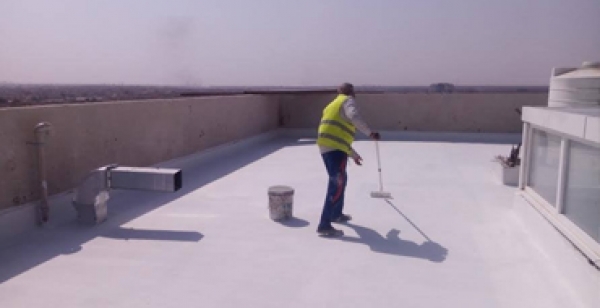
xmin=0 ymin=0 xmax=599 ymax=86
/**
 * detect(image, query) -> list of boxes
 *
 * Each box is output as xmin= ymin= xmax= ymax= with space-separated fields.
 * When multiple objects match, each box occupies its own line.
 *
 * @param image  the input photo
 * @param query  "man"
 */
xmin=316 ymin=83 xmax=380 ymax=237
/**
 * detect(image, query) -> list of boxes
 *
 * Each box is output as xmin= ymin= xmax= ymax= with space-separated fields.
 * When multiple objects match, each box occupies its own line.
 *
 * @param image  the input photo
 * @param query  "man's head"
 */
xmin=338 ymin=83 xmax=355 ymax=97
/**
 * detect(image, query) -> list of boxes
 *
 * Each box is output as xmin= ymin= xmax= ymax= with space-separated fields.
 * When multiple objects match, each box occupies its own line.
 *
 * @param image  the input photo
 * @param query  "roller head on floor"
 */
xmin=371 ymin=191 xmax=392 ymax=199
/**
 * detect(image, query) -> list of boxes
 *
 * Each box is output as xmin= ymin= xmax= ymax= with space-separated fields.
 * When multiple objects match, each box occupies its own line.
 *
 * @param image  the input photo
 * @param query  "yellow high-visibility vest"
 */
xmin=317 ymin=94 xmax=356 ymax=154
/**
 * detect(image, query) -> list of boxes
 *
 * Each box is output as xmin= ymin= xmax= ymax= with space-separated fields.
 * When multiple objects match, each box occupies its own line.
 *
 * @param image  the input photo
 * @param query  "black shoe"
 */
xmin=317 ymin=226 xmax=344 ymax=237
xmin=332 ymin=214 xmax=352 ymax=223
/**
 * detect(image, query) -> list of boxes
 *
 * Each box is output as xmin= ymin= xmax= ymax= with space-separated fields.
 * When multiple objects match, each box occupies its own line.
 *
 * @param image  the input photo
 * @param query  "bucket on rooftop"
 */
xmin=268 ymin=185 xmax=294 ymax=221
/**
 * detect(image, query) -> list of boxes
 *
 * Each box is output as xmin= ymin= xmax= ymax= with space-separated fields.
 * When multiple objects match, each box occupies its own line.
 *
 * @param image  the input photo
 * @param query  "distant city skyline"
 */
xmin=1 ymin=0 xmax=599 ymax=86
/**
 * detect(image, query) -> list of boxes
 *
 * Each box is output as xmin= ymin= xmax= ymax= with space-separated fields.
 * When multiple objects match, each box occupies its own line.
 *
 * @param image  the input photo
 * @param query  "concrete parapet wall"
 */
xmin=279 ymin=93 xmax=548 ymax=133
xmin=0 ymin=95 xmax=278 ymax=211
xmin=0 ymin=92 xmax=548 ymax=212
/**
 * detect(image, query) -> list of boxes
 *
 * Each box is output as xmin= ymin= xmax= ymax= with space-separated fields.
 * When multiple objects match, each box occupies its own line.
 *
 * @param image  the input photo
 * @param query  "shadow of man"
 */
xmin=337 ymin=223 xmax=448 ymax=263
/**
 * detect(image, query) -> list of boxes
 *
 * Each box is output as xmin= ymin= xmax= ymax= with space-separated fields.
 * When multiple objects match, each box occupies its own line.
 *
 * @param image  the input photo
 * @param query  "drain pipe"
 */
xmin=33 ymin=122 xmax=52 ymax=224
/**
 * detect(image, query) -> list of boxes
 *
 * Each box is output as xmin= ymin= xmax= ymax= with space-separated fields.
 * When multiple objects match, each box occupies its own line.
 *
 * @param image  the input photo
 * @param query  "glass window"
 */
xmin=563 ymin=141 xmax=600 ymax=243
xmin=528 ymin=129 xmax=561 ymax=206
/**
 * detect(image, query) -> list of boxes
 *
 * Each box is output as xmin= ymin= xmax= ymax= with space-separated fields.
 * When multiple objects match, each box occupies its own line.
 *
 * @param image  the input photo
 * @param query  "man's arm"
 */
xmin=342 ymin=97 xmax=372 ymax=136
xmin=342 ymin=98 xmax=370 ymax=165
xmin=342 ymin=97 xmax=380 ymax=140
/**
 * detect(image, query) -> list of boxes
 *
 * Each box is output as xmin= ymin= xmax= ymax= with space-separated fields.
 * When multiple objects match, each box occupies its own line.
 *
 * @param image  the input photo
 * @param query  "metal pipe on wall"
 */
xmin=33 ymin=122 xmax=52 ymax=224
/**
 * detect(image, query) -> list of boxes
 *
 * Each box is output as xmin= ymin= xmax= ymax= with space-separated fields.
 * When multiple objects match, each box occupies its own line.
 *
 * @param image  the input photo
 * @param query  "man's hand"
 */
xmin=352 ymin=154 xmax=363 ymax=166
xmin=370 ymin=132 xmax=381 ymax=140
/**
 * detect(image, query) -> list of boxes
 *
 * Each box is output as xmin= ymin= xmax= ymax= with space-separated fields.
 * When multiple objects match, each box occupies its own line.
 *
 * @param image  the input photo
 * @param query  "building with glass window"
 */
xmin=517 ymin=61 xmax=600 ymax=302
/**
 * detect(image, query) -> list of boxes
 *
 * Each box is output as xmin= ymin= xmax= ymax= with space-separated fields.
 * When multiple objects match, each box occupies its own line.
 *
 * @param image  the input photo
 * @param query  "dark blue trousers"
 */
xmin=318 ymin=150 xmax=348 ymax=229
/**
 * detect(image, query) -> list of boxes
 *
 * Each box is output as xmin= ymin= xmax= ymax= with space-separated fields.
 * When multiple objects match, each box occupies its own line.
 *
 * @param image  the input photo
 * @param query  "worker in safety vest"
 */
xmin=316 ymin=83 xmax=380 ymax=236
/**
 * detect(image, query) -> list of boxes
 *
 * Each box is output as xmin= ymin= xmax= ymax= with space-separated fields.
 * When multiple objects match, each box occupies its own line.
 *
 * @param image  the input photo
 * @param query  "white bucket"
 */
xmin=268 ymin=185 xmax=294 ymax=221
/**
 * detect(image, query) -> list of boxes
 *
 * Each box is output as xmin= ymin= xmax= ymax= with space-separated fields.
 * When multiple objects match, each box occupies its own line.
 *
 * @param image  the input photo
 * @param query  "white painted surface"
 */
xmin=522 ymin=107 xmax=587 ymax=138
xmin=522 ymin=107 xmax=600 ymax=143
xmin=585 ymin=116 xmax=600 ymax=143
xmin=549 ymin=89 xmax=600 ymax=102
xmin=548 ymin=99 xmax=599 ymax=108
xmin=0 ymin=136 xmax=593 ymax=308
xmin=514 ymin=193 xmax=600 ymax=308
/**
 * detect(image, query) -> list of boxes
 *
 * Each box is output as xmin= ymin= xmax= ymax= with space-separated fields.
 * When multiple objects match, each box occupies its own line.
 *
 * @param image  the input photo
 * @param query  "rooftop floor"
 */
xmin=0 ymin=135 xmax=584 ymax=308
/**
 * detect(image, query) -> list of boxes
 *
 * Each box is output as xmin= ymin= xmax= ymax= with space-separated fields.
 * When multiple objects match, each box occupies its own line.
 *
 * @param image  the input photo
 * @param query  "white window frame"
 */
xmin=521 ymin=123 xmax=600 ymax=265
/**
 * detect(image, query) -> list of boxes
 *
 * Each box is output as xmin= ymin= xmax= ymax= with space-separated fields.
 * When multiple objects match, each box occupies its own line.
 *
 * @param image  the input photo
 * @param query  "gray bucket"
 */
xmin=268 ymin=185 xmax=294 ymax=221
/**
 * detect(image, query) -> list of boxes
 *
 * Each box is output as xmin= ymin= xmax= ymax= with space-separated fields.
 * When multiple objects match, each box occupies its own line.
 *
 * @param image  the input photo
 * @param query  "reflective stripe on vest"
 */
xmin=317 ymin=94 xmax=356 ymax=154
xmin=318 ymin=133 xmax=352 ymax=149
xmin=320 ymin=120 xmax=355 ymax=136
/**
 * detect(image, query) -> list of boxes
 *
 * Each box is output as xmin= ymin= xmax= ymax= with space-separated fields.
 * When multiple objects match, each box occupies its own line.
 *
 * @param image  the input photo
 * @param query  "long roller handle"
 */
xmin=375 ymin=140 xmax=384 ymax=192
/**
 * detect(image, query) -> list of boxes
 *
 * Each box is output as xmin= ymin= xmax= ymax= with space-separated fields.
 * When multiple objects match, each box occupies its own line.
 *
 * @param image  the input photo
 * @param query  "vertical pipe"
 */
xmin=519 ymin=122 xmax=531 ymax=189
xmin=556 ymin=138 xmax=570 ymax=214
xmin=34 ymin=122 xmax=52 ymax=224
